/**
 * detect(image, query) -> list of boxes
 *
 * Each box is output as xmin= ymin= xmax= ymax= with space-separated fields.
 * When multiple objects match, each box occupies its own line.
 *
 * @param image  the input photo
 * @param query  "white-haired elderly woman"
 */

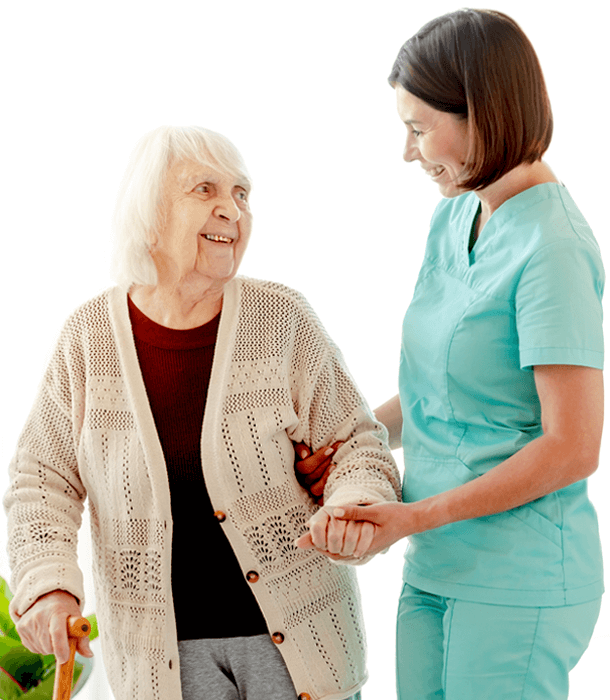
xmin=4 ymin=126 xmax=401 ymax=700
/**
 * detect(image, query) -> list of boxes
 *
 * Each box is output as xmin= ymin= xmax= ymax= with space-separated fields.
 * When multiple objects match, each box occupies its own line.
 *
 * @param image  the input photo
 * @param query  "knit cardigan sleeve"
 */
xmin=4 ymin=314 xmax=88 ymax=618
xmin=279 ymin=283 xmax=401 ymax=508
xmin=313 ymin=352 xmax=401 ymax=509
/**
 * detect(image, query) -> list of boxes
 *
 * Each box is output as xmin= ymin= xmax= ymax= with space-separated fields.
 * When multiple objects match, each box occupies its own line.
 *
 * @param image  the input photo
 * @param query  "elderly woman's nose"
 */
xmin=215 ymin=193 xmax=241 ymax=222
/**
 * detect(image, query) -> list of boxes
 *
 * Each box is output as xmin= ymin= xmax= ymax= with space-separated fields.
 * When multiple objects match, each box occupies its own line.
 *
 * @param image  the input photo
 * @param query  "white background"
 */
xmin=1 ymin=1 xmax=608 ymax=698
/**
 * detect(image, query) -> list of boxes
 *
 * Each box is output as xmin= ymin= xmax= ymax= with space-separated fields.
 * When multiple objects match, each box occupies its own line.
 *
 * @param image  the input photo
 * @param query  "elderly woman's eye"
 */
xmin=194 ymin=184 xmax=211 ymax=194
xmin=235 ymin=189 xmax=248 ymax=203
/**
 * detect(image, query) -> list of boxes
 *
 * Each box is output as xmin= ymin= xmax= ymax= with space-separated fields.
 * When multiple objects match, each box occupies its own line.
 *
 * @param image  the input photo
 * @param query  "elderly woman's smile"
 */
xmin=202 ymin=233 xmax=234 ymax=243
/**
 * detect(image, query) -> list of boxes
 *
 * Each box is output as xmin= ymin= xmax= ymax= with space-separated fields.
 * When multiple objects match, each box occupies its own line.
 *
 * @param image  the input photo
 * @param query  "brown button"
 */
xmin=213 ymin=511 xmax=226 ymax=523
xmin=271 ymin=632 xmax=285 ymax=644
xmin=246 ymin=571 xmax=259 ymax=583
xmin=298 ymin=694 xmax=311 ymax=700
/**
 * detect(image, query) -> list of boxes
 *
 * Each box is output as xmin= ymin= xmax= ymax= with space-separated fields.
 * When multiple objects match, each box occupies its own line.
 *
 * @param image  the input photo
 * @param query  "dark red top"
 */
xmin=128 ymin=297 xmax=268 ymax=640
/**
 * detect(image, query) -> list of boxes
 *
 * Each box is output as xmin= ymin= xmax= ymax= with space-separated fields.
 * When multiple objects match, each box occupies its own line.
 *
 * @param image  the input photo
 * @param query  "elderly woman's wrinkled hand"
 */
xmin=15 ymin=590 xmax=93 ymax=665
xmin=295 ymin=506 xmax=376 ymax=562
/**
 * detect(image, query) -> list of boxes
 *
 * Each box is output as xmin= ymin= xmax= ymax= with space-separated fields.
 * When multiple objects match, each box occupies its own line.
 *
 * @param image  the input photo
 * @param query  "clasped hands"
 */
xmin=294 ymin=441 xmax=406 ymax=562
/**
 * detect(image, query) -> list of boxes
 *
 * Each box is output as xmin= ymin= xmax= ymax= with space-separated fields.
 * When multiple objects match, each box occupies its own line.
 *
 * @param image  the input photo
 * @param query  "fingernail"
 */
xmin=300 ymin=449 xmax=308 ymax=459
xmin=334 ymin=508 xmax=345 ymax=517
xmin=324 ymin=447 xmax=334 ymax=456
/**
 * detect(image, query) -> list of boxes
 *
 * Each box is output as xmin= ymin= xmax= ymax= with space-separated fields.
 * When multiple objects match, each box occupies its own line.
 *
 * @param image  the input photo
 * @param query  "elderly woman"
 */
xmin=4 ymin=126 xmax=401 ymax=700
xmin=297 ymin=9 xmax=604 ymax=700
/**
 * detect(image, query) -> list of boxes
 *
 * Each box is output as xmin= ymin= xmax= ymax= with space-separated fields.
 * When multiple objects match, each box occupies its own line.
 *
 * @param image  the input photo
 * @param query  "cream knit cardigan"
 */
xmin=5 ymin=278 xmax=401 ymax=700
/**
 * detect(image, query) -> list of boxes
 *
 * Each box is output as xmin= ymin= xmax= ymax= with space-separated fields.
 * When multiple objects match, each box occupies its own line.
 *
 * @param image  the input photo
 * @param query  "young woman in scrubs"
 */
xmin=296 ymin=9 xmax=604 ymax=699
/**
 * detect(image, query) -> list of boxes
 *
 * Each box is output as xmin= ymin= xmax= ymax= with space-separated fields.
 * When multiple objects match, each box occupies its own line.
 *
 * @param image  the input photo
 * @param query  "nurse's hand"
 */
xmin=294 ymin=441 xmax=343 ymax=504
xmin=298 ymin=503 xmax=415 ymax=559
xmin=295 ymin=506 xmax=376 ymax=561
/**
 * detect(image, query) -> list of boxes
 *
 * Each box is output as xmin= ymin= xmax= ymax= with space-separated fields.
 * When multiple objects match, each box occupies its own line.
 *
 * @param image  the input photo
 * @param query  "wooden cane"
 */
xmin=52 ymin=616 xmax=91 ymax=700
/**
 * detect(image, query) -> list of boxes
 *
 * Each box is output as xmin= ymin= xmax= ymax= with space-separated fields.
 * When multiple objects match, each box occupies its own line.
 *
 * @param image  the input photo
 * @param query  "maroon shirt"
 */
xmin=128 ymin=297 xmax=268 ymax=640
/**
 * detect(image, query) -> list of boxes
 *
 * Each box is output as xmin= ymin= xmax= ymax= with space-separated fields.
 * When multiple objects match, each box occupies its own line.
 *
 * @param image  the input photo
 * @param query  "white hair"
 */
xmin=111 ymin=126 xmax=252 ymax=288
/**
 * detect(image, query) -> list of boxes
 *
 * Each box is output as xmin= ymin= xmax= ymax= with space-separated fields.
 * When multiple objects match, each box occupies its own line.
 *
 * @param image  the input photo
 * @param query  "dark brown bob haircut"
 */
xmin=388 ymin=9 xmax=553 ymax=190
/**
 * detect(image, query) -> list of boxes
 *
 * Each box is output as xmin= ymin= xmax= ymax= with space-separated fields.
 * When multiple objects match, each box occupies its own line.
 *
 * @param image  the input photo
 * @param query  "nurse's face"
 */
xmin=396 ymin=84 xmax=470 ymax=199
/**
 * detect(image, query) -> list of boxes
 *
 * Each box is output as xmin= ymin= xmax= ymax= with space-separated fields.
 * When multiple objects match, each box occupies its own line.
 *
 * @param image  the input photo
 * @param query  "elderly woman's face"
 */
xmin=151 ymin=159 xmax=252 ymax=287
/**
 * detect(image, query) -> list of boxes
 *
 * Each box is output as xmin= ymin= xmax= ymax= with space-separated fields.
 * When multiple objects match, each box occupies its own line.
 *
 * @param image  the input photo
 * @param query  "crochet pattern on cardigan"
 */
xmin=5 ymin=277 xmax=401 ymax=700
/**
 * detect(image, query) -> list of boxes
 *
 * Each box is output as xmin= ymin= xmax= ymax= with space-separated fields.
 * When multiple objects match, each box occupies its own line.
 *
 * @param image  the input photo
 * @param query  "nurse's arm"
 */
xmin=326 ymin=365 xmax=603 ymax=557
xmin=374 ymin=394 xmax=403 ymax=450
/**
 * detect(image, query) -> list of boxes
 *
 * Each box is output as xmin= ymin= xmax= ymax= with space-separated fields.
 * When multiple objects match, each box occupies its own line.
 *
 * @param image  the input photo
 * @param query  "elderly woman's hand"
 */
xmin=295 ymin=506 xmax=377 ymax=561
xmin=296 ymin=502 xmax=415 ymax=561
xmin=15 ymin=590 xmax=93 ymax=665
xmin=294 ymin=441 xmax=343 ymax=504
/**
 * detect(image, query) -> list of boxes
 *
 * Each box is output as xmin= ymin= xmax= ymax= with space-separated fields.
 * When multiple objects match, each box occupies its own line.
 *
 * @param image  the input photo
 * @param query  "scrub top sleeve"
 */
xmin=516 ymin=239 xmax=604 ymax=370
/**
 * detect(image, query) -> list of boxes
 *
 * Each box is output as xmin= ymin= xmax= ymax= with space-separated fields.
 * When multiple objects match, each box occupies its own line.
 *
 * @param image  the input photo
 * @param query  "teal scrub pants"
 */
xmin=396 ymin=583 xmax=602 ymax=700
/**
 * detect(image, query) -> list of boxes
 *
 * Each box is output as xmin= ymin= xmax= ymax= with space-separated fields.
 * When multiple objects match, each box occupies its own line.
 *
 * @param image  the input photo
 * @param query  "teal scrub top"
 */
xmin=399 ymin=183 xmax=605 ymax=607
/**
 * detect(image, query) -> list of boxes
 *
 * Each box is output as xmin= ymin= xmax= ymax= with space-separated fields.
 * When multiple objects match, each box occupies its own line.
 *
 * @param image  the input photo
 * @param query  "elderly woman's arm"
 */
xmin=295 ymin=394 xmax=403 ymax=499
xmin=295 ymin=342 xmax=401 ymax=508
xmin=289 ymin=309 xmax=402 ymax=561
xmin=3 ymin=326 xmax=89 ymax=660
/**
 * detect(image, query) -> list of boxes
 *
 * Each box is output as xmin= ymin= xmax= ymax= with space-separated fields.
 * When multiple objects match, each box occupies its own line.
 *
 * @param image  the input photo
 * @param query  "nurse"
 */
xmin=297 ymin=9 xmax=605 ymax=699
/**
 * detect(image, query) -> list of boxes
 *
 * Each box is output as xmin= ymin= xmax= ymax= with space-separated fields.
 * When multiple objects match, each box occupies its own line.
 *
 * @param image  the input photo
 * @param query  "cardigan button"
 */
xmin=298 ymin=694 xmax=311 ymax=700
xmin=213 ymin=511 xmax=226 ymax=523
xmin=271 ymin=632 xmax=285 ymax=644
xmin=246 ymin=571 xmax=259 ymax=583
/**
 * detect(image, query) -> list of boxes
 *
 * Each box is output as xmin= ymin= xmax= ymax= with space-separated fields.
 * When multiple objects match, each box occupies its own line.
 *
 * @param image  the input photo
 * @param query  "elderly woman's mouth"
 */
xmin=202 ymin=234 xmax=234 ymax=244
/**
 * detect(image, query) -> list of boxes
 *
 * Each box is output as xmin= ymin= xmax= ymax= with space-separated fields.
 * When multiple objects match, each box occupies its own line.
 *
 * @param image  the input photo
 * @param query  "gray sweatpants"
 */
xmin=178 ymin=634 xmax=362 ymax=699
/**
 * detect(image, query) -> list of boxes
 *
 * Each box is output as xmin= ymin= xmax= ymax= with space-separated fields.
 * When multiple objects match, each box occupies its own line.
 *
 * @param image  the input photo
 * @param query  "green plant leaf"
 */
xmin=0 ymin=635 xmax=24 ymax=656
xmin=0 ymin=576 xmax=14 ymax=605
xmin=19 ymin=671 xmax=55 ymax=698
xmin=0 ymin=576 xmax=21 ymax=643
xmin=0 ymin=615 xmax=22 ymax=644
xmin=40 ymin=653 xmax=56 ymax=669
xmin=85 ymin=613 xmax=99 ymax=642
xmin=72 ymin=662 xmax=83 ymax=688
xmin=20 ymin=660 xmax=86 ymax=699
xmin=0 ymin=668 xmax=25 ymax=699
xmin=1 ymin=646 xmax=44 ymax=689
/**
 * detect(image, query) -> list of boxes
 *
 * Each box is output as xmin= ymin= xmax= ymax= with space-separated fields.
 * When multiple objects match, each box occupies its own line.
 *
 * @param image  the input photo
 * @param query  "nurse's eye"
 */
xmin=411 ymin=129 xmax=422 ymax=137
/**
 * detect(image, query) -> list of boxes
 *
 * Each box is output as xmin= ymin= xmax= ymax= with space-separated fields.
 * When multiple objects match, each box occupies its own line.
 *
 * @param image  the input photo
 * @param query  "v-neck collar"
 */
xmin=462 ymin=183 xmax=565 ymax=268
xmin=467 ymin=201 xmax=482 ymax=261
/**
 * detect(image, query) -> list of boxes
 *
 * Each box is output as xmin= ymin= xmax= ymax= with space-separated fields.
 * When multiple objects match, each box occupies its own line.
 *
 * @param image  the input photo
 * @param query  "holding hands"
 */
xmin=295 ymin=506 xmax=377 ymax=561
xmin=296 ymin=502 xmax=412 ymax=561
xmin=295 ymin=438 xmax=409 ymax=562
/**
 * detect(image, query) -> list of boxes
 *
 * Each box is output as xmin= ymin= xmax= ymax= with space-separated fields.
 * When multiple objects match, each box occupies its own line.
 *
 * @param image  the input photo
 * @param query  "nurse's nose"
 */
xmin=403 ymin=132 xmax=420 ymax=163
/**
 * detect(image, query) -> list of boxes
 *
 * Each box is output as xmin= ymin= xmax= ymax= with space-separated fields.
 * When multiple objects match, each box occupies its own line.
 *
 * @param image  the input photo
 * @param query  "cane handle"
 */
xmin=52 ymin=616 xmax=91 ymax=700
